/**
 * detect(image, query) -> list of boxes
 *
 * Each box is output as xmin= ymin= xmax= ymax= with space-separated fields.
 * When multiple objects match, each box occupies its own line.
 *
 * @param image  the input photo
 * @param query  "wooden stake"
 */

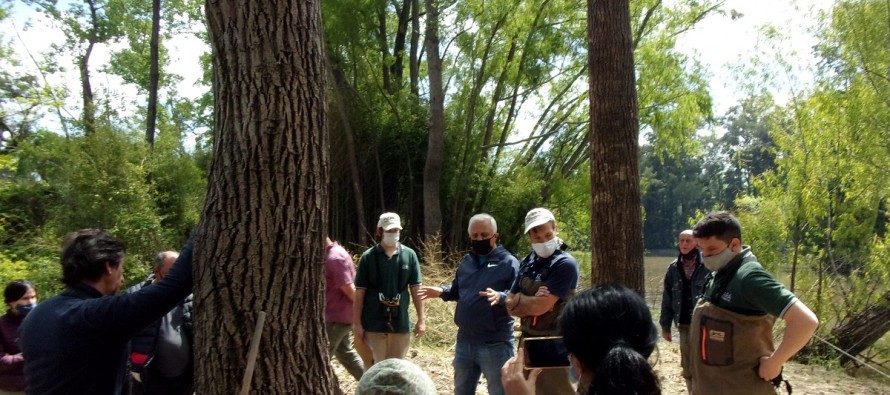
xmin=238 ymin=311 xmax=267 ymax=395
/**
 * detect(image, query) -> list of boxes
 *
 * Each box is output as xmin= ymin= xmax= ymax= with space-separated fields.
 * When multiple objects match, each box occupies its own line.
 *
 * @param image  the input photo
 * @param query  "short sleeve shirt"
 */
xmin=354 ymin=244 xmax=422 ymax=333
xmin=703 ymin=248 xmax=798 ymax=318
xmin=510 ymin=249 xmax=579 ymax=300
xmin=325 ymin=243 xmax=356 ymax=324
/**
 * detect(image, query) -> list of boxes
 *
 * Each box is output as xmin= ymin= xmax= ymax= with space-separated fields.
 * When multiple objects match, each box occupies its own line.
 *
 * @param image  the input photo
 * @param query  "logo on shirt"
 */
xmin=487 ymin=263 xmax=498 ymax=268
xmin=721 ymin=292 xmax=732 ymax=302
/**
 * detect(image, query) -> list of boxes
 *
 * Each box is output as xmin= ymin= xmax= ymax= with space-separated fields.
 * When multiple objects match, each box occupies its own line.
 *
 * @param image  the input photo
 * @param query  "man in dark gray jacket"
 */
xmin=418 ymin=214 xmax=519 ymax=395
xmin=660 ymin=229 xmax=709 ymax=392
xmin=126 ymin=251 xmax=194 ymax=395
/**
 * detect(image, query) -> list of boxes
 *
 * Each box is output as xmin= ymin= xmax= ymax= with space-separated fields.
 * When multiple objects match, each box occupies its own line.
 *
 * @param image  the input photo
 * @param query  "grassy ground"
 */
xmin=334 ymin=254 xmax=890 ymax=394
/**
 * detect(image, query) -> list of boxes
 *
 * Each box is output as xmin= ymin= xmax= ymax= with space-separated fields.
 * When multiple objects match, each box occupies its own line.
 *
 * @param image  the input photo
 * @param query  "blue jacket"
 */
xmin=440 ymin=245 xmax=519 ymax=344
xmin=20 ymin=240 xmax=194 ymax=395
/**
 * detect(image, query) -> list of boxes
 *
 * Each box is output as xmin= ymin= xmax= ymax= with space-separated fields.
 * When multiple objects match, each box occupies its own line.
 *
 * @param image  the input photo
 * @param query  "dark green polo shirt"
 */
xmin=702 ymin=247 xmax=798 ymax=318
xmin=354 ymin=244 xmax=422 ymax=333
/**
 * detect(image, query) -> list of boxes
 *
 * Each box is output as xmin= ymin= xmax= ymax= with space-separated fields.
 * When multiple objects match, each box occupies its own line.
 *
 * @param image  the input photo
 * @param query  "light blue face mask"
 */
xmin=15 ymin=303 xmax=36 ymax=317
xmin=382 ymin=232 xmax=400 ymax=247
xmin=702 ymin=246 xmax=735 ymax=271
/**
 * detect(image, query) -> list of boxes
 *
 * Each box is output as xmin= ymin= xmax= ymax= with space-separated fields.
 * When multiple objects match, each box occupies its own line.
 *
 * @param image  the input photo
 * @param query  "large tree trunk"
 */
xmin=145 ymin=0 xmax=161 ymax=148
xmin=197 ymin=1 xmax=336 ymax=394
xmin=587 ymin=0 xmax=645 ymax=294
xmin=423 ymin=0 xmax=445 ymax=238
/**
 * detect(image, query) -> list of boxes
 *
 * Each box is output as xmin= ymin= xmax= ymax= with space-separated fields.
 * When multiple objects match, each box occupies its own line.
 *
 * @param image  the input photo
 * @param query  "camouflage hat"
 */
xmin=356 ymin=358 xmax=437 ymax=395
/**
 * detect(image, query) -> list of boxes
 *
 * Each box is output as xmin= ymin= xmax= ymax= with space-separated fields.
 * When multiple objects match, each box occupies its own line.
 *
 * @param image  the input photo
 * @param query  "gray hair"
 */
xmin=152 ymin=251 xmax=179 ymax=271
xmin=467 ymin=213 xmax=497 ymax=234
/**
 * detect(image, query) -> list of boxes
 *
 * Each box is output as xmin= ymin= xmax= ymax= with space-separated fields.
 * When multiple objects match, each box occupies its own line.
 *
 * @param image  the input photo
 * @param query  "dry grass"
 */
xmin=335 ymin=249 xmax=890 ymax=394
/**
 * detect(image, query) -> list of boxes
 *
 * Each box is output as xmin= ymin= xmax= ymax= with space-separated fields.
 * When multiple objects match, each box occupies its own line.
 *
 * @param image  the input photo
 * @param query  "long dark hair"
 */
xmin=4 ymin=280 xmax=34 ymax=304
xmin=559 ymin=284 xmax=660 ymax=395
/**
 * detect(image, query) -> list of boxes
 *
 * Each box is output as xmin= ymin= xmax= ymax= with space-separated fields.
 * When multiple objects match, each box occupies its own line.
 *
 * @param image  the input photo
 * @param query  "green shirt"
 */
xmin=354 ymin=244 xmax=422 ymax=333
xmin=702 ymin=247 xmax=798 ymax=318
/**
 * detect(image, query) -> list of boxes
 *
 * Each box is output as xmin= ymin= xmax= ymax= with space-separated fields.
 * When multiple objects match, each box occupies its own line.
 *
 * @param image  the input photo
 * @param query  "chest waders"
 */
xmin=690 ymin=260 xmax=790 ymax=395
xmin=517 ymin=258 xmax=576 ymax=395
xmin=369 ymin=250 xmax=409 ymax=333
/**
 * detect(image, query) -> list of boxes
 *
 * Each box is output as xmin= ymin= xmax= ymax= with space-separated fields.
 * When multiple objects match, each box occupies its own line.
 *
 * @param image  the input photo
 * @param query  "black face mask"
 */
xmin=471 ymin=238 xmax=494 ymax=256
xmin=679 ymin=248 xmax=698 ymax=260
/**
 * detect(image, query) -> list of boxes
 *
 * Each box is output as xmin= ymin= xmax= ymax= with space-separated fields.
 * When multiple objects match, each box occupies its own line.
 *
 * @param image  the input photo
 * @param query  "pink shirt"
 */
xmin=325 ymin=243 xmax=356 ymax=324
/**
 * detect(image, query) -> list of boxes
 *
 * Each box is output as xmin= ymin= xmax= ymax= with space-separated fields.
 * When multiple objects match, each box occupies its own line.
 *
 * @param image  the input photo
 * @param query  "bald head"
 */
xmin=678 ymin=230 xmax=696 ymax=254
xmin=152 ymin=251 xmax=179 ymax=281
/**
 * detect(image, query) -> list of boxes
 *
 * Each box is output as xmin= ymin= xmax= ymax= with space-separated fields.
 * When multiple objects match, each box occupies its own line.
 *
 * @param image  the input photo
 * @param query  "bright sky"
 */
xmin=1 ymin=0 xmax=836 ymax=132
xmin=674 ymin=0 xmax=834 ymax=115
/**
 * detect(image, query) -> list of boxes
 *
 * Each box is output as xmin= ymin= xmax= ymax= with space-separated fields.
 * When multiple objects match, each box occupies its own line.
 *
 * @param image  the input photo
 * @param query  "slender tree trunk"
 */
xmin=587 ymin=0 xmax=645 ymax=294
xmin=423 ymin=0 xmax=445 ymax=238
xmin=146 ymin=0 xmax=161 ymax=149
xmin=80 ymin=0 xmax=100 ymax=136
xmin=197 ymin=1 xmax=335 ymax=393
xmin=329 ymin=62 xmax=370 ymax=245
xmin=391 ymin=0 xmax=412 ymax=88
xmin=377 ymin=9 xmax=392 ymax=93
xmin=409 ymin=0 xmax=420 ymax=96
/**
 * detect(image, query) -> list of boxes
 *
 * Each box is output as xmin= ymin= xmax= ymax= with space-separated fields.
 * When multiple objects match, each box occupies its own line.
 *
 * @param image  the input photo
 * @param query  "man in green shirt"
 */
xmin=353 ymin=212 xmax=425 ymax=365
xmin=690 ymin=211 xmax=819 ymax=395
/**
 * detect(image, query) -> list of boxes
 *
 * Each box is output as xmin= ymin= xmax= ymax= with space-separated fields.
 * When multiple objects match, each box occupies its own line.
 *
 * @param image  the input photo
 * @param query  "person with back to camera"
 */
xmin=501 ymin=284 xmax=661 ymax=395
xmin=689 ymin=211 xmax=818 ymax=394
xmin=0 ymin=280 xmax=38 ymax=395
xmin=19 ymin=229 xmax=194 ymax=395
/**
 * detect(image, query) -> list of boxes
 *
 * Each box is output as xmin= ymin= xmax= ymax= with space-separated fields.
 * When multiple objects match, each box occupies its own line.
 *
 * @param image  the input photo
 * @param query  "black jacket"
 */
xmin=20 ymin=240 xmax=193 ymax=395
xmin=125 ymin=277 xmax=193 ymax=376
xmin=659 ymin=250 xmax=709 ymax=333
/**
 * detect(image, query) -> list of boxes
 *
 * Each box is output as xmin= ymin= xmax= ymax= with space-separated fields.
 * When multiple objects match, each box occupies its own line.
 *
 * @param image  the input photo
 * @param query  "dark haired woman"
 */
xmin=502 ymin=284 xmax=661 ymax=395
xmin=1 ymin=280 xmax=37 ymax=395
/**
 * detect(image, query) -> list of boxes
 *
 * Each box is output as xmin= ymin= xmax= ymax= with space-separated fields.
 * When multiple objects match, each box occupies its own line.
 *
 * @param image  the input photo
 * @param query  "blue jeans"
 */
xmin=453 ymin=340 xmax=514 ymax=395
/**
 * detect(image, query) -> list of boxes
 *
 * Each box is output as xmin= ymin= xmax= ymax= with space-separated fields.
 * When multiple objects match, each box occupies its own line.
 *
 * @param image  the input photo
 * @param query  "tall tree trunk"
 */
xmin=377 ymin=8 xmax=392 ymax=93
xmin=390 ymin=0 xmax=412 ymax=88
xmin=409 ymin=0 xmax=420 ymax=97
xmin=197 ymin=1 xmax=335 ymax=393
xmin=587 ymin=0 xmax=644 ymax=294
xmin=423 ymin=0 xmax=445 ymax=238
xmin=329 ymin=61 xmax=370 ymax=245
xmin=80 ymin=0 xmax=100 ymax=136
xmin=146 ymin=0 xmax=161 ymax=149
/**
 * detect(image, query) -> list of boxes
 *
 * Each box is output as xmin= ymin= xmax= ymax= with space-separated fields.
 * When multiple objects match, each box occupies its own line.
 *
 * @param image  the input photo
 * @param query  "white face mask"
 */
xmin=382 ymin=232 xmax=400 ymax=247
xmin=532 ymin=237 xmax=560 ymax=259
xmin=702 ymin=245 xmax=736 ymax=271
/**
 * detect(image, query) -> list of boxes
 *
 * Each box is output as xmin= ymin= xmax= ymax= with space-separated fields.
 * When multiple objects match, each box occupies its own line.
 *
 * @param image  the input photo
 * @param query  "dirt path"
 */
xmin=334 ymin=342 xmax=890 ymax=394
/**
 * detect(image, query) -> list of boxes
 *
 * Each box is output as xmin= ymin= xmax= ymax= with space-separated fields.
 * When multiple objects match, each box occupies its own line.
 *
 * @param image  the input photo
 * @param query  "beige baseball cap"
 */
xmin=377 ymin=212 xmax=403 ymax=231
xmin=524 ymin=208 xmax=555 ymax=234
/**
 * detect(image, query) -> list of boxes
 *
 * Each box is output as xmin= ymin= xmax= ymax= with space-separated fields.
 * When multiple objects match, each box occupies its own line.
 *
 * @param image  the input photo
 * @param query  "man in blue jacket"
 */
xmin=419 ymin=213 xmax=519 ymax=395
xmin=20 ymin=229 xmax=193 ymax=395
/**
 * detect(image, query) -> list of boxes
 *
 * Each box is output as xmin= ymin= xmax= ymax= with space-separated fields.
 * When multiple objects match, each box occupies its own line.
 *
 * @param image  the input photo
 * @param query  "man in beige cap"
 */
xmin=505 ymin=208 xmax=579 ymax=395
xmin=353 ymin=213 xmax=426 ymax=365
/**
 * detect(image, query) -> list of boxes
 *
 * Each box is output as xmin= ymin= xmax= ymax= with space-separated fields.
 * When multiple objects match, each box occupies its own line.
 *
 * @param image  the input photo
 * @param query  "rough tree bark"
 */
xmin=423 ymin=0 xmax=445 ymax=238
xmin=196 ymin=1 xmax=336 ymax=393
xmin=587 ymin=0 xmax=645 ymax=294
xmin=145 ymin=0 xmax=160 ymax=148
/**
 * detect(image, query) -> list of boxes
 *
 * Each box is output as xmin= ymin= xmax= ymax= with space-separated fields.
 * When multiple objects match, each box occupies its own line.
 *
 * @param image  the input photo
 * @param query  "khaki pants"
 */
xmin=678 ymin=324 xmax=692 ymax=393
xmin=326 ymin=322 xmax=365 ymax=380
xmin=365 ymin=332 xmax=411 ymax=364
xmin=0 ymin=390 xmax=26 ymax=395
